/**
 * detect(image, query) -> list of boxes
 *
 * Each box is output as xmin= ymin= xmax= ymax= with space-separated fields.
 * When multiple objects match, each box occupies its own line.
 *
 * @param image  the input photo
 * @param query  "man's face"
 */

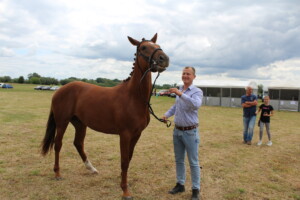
xmin=246 ymin=87 xmax=253 ymax=95
xmin=182 ymin=68 xmax=195 ymax=86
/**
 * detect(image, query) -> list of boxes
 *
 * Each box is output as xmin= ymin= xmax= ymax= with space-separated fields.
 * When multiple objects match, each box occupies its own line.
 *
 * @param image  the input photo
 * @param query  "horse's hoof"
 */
xmin=122 ymin=196 xmax=133 ymax=200
xmin=55 ymin=177 xmax=63 ymax=181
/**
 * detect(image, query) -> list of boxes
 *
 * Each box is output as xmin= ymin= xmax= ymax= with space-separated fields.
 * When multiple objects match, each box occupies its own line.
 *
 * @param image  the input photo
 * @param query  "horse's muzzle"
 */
xmin=154 ymin=54 xmax=169 ymax=73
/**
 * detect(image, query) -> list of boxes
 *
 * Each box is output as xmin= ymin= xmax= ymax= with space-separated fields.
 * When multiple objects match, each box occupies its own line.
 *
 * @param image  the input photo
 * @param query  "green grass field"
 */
xmin=0 ymin=84 xmax=299 ymax=200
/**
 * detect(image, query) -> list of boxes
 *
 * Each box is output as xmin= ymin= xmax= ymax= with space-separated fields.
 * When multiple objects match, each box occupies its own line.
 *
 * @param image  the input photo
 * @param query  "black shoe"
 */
xmin=191 ymin=189 xmax=200 ymax=200
xmin=168 ymin=183 xmax=185 ymax=194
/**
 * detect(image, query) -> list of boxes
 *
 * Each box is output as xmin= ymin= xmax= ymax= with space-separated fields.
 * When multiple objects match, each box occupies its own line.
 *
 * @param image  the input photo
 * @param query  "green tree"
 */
xmin=60 ymin=77 xmax=80 ymax=85
xmin=258 ymin=84 xmax=263 ymax=96
xmin=96 ymin=77 xmax=105 ymax=83
xmin=40 ymin=77 xmax=59 ymax=85
xmin=162 ymin=84 xmax=172 ymax=89
xmin=29 ymin=77 xmax=41 ymax=84
xmin=18 ymin=76 xmax=25 ymax=83
xmin=0 ymin=76 xmax=12 ymax=82
xmin=81 ymin=78 xmax=88 ymax=82
xmin=28 ymin=72 xmax=41 ymax=80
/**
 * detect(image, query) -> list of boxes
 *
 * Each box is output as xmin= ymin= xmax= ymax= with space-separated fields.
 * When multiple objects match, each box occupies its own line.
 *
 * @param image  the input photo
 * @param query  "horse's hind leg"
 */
xmin=71 ymin=117 xmax=98 ymax=174
xmin=54 ymin=123 xmax=68 ymax=180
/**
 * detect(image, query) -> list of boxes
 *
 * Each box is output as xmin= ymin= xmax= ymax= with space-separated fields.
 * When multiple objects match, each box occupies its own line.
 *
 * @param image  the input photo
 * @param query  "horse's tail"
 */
xmin=41 ymin=110 xmax=56 ymax=156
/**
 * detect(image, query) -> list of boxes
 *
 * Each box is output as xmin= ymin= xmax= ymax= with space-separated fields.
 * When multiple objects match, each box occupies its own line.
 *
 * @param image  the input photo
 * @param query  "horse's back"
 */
xmin=53 ymin=81 xmax=111 ymax=101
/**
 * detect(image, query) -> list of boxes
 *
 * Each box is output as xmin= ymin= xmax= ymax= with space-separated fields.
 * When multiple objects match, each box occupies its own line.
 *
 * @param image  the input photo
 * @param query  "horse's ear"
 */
xmin=151 ymin=33 xmax=158 ymax=43
xmin=128 ymin=36 xmax=140 ymax=46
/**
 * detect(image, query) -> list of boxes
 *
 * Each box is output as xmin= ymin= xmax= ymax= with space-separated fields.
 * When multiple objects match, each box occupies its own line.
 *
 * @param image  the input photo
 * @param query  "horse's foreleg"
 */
xmin=129 ymin=134 xmax=141 ymax=161
xmin=119 ymin=134 xmax=132 ymax=199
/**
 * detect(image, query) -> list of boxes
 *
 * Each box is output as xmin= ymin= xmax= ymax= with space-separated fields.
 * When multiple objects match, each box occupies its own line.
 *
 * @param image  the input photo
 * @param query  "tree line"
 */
xmin=0 ymin=73 xmax=176 ymax=89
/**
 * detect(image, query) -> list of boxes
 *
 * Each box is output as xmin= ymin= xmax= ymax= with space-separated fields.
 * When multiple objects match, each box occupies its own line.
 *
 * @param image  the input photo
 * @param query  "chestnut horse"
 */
xmin=41 ymin=33 xmax=169 ymax=199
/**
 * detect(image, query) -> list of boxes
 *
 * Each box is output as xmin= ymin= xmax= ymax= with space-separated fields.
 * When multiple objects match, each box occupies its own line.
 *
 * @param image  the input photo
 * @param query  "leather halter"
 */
xmin=136 ymin=40 xmax=162 ymax=73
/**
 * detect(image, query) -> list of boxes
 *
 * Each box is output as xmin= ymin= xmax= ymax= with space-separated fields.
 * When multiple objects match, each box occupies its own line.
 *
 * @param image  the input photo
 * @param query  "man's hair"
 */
xmin=184 ymin=66 xmax=196 ymax=75
xmin=245 ymin=86 xmax=253 ymax=90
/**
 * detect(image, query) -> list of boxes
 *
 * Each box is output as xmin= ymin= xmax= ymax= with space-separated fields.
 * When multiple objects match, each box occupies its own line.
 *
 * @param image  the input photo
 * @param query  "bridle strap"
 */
xmin=137 ymin=41 xmax=162 ymax=72
xmin=148 ymin=48 xmax=162 ymax=63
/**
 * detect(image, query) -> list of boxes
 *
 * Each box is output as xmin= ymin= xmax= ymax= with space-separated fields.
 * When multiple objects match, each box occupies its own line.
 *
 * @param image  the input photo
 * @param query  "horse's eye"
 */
xmin=140 ymin=46 xmax=147 ymax=51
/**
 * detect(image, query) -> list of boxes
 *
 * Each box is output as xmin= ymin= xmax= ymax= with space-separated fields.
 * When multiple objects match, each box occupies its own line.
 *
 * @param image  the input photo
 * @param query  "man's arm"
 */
xmin=242 ymin=100 xmax=258 ymax=108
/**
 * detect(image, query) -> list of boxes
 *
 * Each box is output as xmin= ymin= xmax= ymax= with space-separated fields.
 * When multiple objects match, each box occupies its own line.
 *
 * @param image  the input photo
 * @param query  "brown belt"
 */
xmin=175 ymin=124 xmax=198 ymax=131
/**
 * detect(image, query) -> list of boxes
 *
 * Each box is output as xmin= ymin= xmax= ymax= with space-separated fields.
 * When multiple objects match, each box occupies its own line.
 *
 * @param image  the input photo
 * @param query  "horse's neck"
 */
xmin=128 ymin=63 xmax=152 ymax=102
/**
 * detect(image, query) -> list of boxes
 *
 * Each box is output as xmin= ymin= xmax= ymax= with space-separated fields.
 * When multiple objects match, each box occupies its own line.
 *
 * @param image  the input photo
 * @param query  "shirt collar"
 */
xmin=180 ymin=84 xmax=195 ymax=91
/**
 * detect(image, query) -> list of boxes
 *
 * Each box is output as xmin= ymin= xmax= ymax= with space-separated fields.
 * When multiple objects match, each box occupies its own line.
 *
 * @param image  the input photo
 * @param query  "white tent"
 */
xmin=268 ymin=86 xmax=300 ymax=112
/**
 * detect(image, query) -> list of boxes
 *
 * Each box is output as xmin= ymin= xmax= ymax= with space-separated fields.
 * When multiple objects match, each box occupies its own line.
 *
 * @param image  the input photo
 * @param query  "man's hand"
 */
xmin=169 ymin=88 xmax=182 ymax=96
xmin=162 ymin=115 xmax=168 ymax=123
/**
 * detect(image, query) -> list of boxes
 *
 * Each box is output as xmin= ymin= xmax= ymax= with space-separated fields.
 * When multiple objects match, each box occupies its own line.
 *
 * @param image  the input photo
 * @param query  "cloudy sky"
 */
xmin=0 ymin=0 xmax=299 ymax=87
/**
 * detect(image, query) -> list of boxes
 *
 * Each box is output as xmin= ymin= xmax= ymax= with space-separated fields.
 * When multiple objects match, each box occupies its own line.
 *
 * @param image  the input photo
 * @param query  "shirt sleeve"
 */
xmin=180 ymin=90 xmax=203 ymax=110
xmin=164 ymin=104 xmax=176 ymax=118
xmin=241 ymin=96 xmax=246 ymax=104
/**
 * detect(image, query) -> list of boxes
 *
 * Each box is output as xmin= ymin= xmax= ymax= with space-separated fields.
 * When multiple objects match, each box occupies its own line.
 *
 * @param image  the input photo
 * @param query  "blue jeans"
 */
xmin=243 ymin=116 xmax=256 ymax=142
xmin=173 ymin=127 xmax=200 ymax=190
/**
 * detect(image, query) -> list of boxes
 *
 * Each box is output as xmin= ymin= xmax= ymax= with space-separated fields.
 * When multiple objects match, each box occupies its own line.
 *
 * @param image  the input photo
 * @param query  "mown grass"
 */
xmin=0 ymin=84 xmax=299 ymax=200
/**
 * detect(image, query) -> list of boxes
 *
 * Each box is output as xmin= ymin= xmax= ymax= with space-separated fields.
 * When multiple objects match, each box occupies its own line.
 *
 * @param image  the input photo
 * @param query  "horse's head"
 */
xmin=128 ymin=33 xmax=169 ymax=73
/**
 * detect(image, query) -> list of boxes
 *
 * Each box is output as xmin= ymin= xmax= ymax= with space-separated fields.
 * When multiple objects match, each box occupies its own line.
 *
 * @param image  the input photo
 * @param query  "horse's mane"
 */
xmin=122 ymin=63 xmax=135 ymax=83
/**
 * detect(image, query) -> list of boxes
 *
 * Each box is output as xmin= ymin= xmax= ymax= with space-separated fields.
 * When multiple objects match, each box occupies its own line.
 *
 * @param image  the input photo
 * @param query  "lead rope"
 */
xmin=139 ymin=65 xmax=171 ymax=127
xmin=147 ymin=73 xmax=171 ymax=127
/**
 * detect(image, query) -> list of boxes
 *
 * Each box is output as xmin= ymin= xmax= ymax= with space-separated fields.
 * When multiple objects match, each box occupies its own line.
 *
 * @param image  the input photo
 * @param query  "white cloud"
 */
xmin=0 ymin=47 xmax=14 ymax=57
xmin=256 ymin=58 xmax=300 ymax=87
xmin=0 ymin=0 xmax=299 ymax=88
